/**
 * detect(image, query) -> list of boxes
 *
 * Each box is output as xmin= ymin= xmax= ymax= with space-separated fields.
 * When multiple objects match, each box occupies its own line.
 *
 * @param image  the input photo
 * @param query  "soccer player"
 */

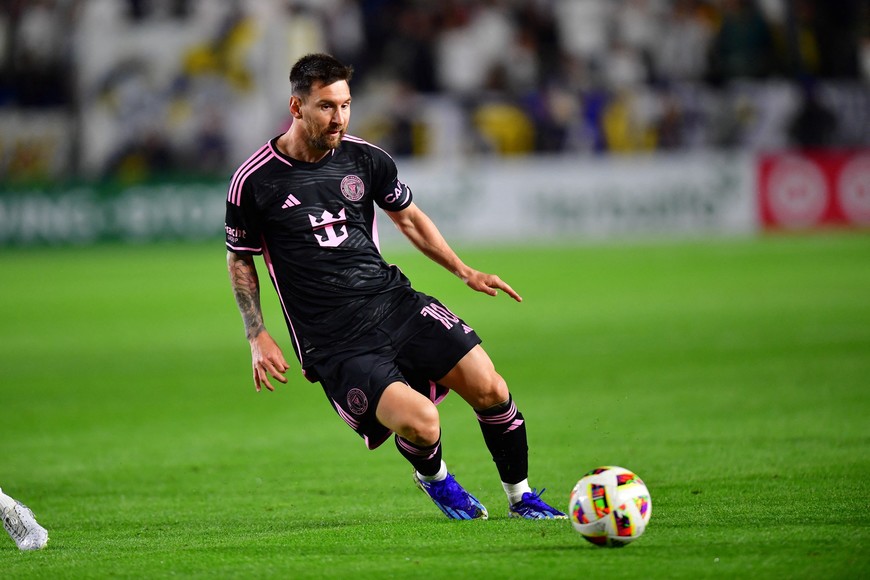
xmin=1 ymin=487 xmax=48 ymax=550
xmin=225 ymin=53 xmax=565 ymax=520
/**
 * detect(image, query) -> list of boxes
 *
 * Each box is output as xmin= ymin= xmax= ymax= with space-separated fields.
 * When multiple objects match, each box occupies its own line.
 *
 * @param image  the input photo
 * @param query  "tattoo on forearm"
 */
xmin=228 ymin=254 xmax=265 ymax=341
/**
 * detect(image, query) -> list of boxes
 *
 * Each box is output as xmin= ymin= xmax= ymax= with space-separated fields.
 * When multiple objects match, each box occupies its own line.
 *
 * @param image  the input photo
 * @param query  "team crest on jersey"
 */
xmin=347 ymin=388 xmax=368 ymax=415
xmin=340 ymin=175 xmax=365 ymax=201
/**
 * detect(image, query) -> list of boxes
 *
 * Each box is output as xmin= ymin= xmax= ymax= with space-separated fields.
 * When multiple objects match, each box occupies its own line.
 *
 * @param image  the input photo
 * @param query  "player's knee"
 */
xmin=470 ymin=372 xmax=509 ymax=410
xmin=396 ymin=403 xmax=440 ymax=446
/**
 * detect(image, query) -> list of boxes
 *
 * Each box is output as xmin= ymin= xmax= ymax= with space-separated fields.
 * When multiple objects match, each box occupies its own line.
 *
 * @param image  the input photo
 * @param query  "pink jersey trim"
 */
xmin=262 ymin=239 xmax=305 ymax=368
xmin=267 ymin=140 xmax=296 ymax=167
xmin=332 ymin=398 xmax=361 ymax=430
xmin=227 ymin=144 xmax=270 ymax=206
xmin=364 ymin=431 xmax=392 ymax=450
xmin=430 ymin=380 xmax=449 ymax=405
xmin=342 ymin=134 xmax=395 ymax=161
xmin=226 ymin=242 xmax=263 ymax=253
xmin=371 ymin=211 xmax=380 ymax=251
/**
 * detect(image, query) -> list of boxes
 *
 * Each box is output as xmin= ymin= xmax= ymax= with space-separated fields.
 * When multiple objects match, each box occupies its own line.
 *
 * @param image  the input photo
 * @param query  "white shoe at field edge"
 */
xmin=2 ymin=502 xmax=48 ymax=551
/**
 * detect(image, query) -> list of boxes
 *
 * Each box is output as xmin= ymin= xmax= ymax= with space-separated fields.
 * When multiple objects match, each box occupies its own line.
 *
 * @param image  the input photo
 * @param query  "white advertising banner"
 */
xmin=388 ymin=152 xmax=757 ymax=244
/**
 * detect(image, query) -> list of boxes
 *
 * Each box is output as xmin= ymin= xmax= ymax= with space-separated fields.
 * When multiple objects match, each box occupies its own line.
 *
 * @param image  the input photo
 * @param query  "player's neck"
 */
xmin=276 ymin=130 xmax=331 ymax=164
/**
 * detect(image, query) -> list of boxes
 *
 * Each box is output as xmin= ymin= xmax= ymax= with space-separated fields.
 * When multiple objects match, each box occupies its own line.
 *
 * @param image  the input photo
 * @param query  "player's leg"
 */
xmin=376 ymin=381 xmax=440 ymax=448
xmin=438 ymin=345 xmax=567 ymax=519
xmin=312 ymin=340 xmax=485 ymax=520
xmin=376 ymin=381 xmax=444 ymax=483
xmin=376 ymin=382 xmax=487 ymax=520
xmin=437 ymin=345 xmax=530 ymax=497
xmin=0 ymin=487 xmax=48 ymax=551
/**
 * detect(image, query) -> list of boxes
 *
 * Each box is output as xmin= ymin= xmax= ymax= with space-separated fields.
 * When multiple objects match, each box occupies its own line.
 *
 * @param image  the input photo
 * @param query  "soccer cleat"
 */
xmin=2 ymin=501 xmax=48 ymax=551
xmin=413 ymin=472 xmax=488 ymax=520
xmin=508 ymin=488 xmax=568 ymax=519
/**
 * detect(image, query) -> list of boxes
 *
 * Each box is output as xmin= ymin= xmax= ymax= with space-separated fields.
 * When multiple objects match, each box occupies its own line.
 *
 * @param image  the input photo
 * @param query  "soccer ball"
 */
xmin=569 ymin=466 xmax=652 ymax=547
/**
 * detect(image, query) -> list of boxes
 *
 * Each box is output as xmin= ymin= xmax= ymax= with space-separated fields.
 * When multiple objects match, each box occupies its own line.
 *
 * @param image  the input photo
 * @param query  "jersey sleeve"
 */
xmin=369 ymin=147 xmax=413 ymax=212
xmin=225 ymin=175 xmax=263 ymax=255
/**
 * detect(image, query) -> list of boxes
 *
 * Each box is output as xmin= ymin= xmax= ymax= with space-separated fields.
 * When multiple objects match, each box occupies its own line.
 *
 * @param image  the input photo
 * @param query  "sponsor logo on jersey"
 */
xmin=225 ymin=225 xmax=246 ymax=243
xmin=309 ymin=208 xmax=349 ymax=247
xmin=340 ymin=175 xmax=365 ymax=201
xmin=282 ymin=193 xmax=301 ymax=208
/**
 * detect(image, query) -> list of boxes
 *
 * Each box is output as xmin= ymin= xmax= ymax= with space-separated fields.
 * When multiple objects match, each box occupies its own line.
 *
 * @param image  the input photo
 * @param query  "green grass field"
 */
xmin=1 ymin=232 xmax=868 ymax=578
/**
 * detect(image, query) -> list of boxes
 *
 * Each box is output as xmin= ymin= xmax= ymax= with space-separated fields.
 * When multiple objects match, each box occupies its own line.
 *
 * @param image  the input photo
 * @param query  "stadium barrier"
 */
xmin=0 ymin=180 xmax=226 ymax=246
xmin=758 ymin=150 xmax=870 ymax=229
xmin=1 ymin=151 xmax=867 ymax=248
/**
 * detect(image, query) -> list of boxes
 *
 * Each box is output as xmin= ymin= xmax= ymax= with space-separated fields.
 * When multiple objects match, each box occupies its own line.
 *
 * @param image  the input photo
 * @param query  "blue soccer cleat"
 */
xmin=508 ymin=488 xmax=568 ymax=519
xmin=413 ymin=472 xmax=488 ymax=520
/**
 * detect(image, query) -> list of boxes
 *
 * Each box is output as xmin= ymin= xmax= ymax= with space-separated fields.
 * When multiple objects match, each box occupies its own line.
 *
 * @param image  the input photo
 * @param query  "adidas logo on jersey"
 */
xmin=282 ymin=194 xmax=301 ymax=209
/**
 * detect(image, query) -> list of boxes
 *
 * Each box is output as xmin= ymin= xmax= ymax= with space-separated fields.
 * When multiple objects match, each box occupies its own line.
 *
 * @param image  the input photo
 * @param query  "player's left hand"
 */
xmin=463 ymin=270 xmax=522 ymax=302
xmin=250 ymin=331 xmax=289 ymax=392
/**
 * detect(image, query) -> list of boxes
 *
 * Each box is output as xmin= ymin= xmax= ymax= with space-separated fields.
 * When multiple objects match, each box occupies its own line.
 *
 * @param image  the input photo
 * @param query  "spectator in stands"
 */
xmin=376 ymin=4 xmax=439 ymax=93
xmin=788 ymin=81 xmax=837 ymax=148
xmin=6 ymin=0 xmax=73 ymax=108
xmin=810 ymin=0 xmax=863 ymax=78
xmin=708 ymin=0 xmax=776 ymax=82
xmin=655 ymin=0 xmax=716 ymax=83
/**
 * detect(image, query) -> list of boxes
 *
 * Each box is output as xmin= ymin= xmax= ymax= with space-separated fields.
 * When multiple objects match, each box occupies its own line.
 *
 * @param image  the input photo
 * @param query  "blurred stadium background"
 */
xmin=0 ymin=0 xmax=868 ymax=245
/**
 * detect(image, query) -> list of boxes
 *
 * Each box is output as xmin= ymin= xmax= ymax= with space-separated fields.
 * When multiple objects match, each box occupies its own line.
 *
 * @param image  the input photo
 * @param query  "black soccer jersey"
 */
xmin=225 ymin=134 xmax=414 ymax=367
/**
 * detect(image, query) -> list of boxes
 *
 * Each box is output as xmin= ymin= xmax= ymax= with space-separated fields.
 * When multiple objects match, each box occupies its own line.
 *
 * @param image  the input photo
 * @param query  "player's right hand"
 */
xmin=249 ymin=331 xmax=289 ymax=392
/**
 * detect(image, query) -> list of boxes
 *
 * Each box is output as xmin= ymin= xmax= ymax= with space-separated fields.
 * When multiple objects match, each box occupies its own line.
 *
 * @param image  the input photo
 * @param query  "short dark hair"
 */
xmin=289 ymin=53 xmax=354 ymax=98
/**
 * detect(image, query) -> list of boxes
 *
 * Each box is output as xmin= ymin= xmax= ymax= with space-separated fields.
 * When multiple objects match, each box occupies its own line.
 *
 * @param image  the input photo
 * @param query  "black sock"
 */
xmin=476 ymin=395 xmax=529 ymax=485
xmin=395 ymin=433 xmax=443 ymax=477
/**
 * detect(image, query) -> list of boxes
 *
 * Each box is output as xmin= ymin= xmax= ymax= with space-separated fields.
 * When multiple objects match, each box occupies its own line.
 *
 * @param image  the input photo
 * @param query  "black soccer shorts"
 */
xmin=308 ymin=290 xmax=482 ymax=450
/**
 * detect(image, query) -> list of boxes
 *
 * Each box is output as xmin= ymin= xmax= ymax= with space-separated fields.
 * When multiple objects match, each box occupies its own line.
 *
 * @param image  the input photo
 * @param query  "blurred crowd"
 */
xmin=0 ymin=0 xmax=868 ymax=181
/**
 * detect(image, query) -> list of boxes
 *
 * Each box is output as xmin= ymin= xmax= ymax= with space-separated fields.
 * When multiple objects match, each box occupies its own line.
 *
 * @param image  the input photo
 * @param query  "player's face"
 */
xmin=298 ymin=80 xmax=351 ymax=152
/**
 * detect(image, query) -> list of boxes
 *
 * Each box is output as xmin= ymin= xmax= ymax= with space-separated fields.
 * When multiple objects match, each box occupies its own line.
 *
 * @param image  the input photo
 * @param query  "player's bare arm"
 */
xmin=227 ymin=251 xmax=289 ymax=391
xmin=386 ymin=203 xmax=522 ymax=302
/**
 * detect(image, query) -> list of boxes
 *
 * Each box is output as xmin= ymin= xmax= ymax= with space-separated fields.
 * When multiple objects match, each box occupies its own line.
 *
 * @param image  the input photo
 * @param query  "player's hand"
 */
xmin=462 ymin=270 xmax=522 ymax=302
xmin=249 ymin=331 xmax=289 ymax=392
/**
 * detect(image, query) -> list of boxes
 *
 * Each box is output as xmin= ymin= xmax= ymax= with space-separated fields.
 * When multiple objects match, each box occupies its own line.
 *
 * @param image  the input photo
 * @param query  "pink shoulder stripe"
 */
xmin=227 ymin=143 xmax=271 ymax=206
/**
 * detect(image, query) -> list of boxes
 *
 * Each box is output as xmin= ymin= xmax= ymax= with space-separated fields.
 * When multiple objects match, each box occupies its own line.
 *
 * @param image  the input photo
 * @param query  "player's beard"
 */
xmin=305 ymin=120 xmax=345 ymax=152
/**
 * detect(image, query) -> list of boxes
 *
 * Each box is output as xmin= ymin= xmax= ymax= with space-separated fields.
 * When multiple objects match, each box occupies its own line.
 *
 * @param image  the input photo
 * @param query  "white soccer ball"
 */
xmin=569 ymin=466 xmax=652 ymax=547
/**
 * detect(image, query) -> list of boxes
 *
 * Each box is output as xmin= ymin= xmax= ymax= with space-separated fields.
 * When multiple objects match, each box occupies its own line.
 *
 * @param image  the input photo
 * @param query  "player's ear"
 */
xmin=289 ymin=95 xmax=303 ymax=119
